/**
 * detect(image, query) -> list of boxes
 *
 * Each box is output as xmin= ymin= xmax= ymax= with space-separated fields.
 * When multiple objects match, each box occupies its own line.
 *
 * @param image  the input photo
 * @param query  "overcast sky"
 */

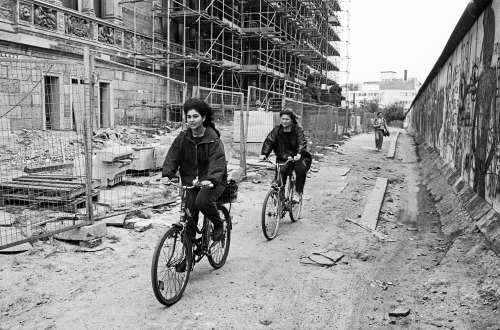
xmin=349 ymin=0 xmax=472 ymax=83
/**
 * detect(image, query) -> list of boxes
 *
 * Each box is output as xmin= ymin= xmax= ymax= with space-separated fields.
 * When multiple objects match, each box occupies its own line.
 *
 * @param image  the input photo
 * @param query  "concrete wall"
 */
xmin=407 ymin=0 xmax=500 ymax=250
xmin=407 ymin=1 xmax=500 ymax=214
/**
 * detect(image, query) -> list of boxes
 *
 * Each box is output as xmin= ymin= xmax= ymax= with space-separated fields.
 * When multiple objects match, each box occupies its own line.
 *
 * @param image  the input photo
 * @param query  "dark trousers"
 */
xmin=374 ymin=130 xmax=384 ymax=149
xmin=280 ymin=161 xmax=308 ymax=193
xmin=185 ymin=184 xmax=225 ymax=232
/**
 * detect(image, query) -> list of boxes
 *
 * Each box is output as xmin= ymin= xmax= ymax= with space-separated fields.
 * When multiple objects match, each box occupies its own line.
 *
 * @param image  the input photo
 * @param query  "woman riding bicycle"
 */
xmin=161 ymin=98 xmax=227 ymax=241
xmin=259 ymin=108 xmax=312 ymax=203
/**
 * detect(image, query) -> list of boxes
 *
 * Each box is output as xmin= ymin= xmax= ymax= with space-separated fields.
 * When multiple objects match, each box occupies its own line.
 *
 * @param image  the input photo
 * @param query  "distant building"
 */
xmin=344 ymin=71 xmax=422 ymax=109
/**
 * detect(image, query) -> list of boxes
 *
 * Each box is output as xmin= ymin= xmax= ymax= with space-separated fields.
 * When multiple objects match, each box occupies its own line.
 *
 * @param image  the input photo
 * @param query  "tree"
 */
xmin=358 ymin=98 xmax=380 ymax=113
xmin=384 ymin=102 xmax=406 ymax=122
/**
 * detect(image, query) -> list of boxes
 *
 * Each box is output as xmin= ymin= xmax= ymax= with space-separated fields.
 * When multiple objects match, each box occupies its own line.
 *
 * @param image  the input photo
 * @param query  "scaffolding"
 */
xmin=149 ymin=0 xmax=348 ymax=104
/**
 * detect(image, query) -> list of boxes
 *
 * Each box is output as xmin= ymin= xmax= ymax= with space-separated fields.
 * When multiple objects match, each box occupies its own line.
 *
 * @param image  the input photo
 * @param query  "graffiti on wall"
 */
xmin=409 ymin=3 xmax=500 ymax=213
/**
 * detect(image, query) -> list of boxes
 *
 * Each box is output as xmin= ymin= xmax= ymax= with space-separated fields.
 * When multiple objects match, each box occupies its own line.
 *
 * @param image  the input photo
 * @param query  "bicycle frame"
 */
xmin=174 ymin=182 xmax=229 ymax=264
xmin=262 ymin=158 xmax=294 ymax=200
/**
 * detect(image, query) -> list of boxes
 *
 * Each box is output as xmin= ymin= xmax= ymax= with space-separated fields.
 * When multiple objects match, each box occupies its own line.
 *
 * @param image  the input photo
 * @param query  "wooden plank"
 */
xmin=20 ymin=174 xmax=81 ymax=181
xmin=359 ymin=178 xmax=388 ymax=230
xmin=0 ymin=184 xmax=87 ymax=200
xmin=1 ymin=190 xmax=99 ymax=203
xmin=23 ymin=162 xmax=74 ymax=174
xmin=12 ymin=177 xmax=100 ymax=189
xmin=0 ymin=182 xmax=80 ymax=190
xmin=12 ymin=178 xmax=87 ymax=186
xmin=0 ymin=179 xmax=98 ymax=191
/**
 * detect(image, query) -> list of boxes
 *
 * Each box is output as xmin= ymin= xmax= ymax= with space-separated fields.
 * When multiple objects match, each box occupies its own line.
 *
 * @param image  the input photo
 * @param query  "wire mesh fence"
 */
xmin=193 ymin=86 xmax=244 ymax=120
xmin=0 ymin=58 xmax=91 ymax=249
xmin=89 ymin=61 xmax=187 ymax=224
xmin=0 ymin=56 xmax=188 ymax=250
xmin=284 ymin=99 xmax=346 ymax=150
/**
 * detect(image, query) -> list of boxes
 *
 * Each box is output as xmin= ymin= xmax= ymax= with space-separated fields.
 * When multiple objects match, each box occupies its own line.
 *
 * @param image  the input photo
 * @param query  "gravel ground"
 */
xmin=0 ymin=129 xmax=499 ymax=330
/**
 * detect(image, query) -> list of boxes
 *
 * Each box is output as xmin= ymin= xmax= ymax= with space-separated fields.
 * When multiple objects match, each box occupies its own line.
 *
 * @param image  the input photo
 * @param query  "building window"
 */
xmin=61 ymin=0 xmax=78 ymax=10
xmin=94 ymin=0 xmax=102 ymax=18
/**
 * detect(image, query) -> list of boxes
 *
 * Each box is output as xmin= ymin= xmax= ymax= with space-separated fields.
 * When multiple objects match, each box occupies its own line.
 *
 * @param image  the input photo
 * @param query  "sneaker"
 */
xmin=212 ymin=224 xmax=224 ymax=241
xmin=175 ymin=258 xmax=187 ymax=272
xmin=292 ymin=192 xmax=301 ymax=203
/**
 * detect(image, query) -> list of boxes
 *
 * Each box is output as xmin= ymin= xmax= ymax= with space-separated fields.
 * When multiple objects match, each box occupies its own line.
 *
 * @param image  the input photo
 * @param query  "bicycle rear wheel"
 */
xmin=208 ymin=205 xmax=232 ymax=269
xmin=151 ymin=226 xmax=193 ymax=306
xmin=288 ymin=177 xmax=302 ymax=222
xmin=262 ymin=190 xmax=281 ymax=240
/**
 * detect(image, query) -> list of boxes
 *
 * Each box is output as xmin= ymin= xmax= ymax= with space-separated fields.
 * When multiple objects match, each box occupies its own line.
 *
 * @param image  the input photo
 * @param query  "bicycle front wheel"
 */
xmin=208 ymin=205 xmax=232 ymax=269
xmin=151 ymin=226 xmax=193 ymax=306
xmin=261 ymin=190 xmax=281 ymax=240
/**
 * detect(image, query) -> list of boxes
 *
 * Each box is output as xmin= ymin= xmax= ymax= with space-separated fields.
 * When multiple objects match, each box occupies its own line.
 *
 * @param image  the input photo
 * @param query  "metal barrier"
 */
xmin=0 ymin=58 xmax=91 ymax=250
xmin=0 ymin=55 xmax=187 ymax=250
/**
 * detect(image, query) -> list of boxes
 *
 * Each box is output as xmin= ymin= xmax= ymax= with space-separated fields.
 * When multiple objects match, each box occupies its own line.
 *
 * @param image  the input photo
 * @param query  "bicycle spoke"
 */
xmin=152 ymin=227 xmax=191 ymax=305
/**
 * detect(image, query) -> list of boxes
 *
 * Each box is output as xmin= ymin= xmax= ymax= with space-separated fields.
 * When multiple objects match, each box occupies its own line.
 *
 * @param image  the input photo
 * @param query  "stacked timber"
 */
xmin=0 ymin=175 xmax=100 ymax=212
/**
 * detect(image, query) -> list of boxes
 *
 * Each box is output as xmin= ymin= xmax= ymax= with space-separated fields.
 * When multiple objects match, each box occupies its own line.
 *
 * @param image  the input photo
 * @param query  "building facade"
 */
xmin=345 ymin=72 xmax=421 ymax=109
xmin=0 ymin=0 xmax=345 ymax=130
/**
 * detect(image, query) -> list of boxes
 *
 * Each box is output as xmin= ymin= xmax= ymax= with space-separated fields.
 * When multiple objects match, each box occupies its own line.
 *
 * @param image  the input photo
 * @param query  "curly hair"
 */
xmin=279 ymin=108 xmax=299 ymax=125
xmin=183 ymin=98 xmax=219 ymax=135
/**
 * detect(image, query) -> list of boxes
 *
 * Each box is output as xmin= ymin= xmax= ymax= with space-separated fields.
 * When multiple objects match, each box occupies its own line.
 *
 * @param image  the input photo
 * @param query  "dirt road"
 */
xmin=1 ymin=131 xmax=499 ymax=330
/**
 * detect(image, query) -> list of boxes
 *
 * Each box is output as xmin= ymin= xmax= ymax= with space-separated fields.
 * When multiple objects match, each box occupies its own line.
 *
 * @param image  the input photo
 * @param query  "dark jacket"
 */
xmin=162 ymin=126 xmax=227 ymax=187
xmin=261 ymin=124 xmax=312 ymax=167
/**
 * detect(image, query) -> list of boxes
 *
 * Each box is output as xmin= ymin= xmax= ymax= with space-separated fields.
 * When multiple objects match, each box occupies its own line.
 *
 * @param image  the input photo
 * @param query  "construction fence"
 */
xmin=0 ymin=54 xmax=187 ymax=250
xmin=0 ymin=55 xmax=376 ymax=250
xmin=234 ymin=86 xmax=380 ymax=174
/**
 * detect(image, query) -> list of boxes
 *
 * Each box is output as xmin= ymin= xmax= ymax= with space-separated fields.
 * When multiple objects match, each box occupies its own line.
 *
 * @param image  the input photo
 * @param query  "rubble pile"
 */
xmin=0 ymin=123 xmax=185 ymax=171
xmin=0 ymin=130 xmax=84 ymax=169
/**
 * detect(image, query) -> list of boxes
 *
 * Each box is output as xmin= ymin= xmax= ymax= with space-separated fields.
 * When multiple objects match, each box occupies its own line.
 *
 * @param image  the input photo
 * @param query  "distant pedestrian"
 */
xmin=372 ymin=112 xmax=387 ymax=152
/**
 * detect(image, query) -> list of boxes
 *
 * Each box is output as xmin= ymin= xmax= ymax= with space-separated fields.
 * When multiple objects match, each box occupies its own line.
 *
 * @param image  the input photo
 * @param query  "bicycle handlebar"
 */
xmin=258 ymin=157 xmax=294 ymax=167
xmin=156 ymin=178 xmax=213 ymax=189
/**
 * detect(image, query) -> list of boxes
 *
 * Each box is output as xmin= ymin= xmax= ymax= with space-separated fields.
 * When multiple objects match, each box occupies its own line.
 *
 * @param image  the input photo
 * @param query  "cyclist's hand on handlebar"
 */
xmin=192 ymin=178 xmax=213 ymax=188
xmin=293 ymin=154 xmax=301 ymax=161
xmin=287 ymin=156 xmax=293 ymax=161
xmin=199 ymin=180 xmax=214 ymax=188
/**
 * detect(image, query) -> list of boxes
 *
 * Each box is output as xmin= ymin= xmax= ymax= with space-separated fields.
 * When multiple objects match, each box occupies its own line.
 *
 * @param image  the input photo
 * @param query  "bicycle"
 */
xmin=151 ymin=178 xmax=236 ymax=306
xmin=260 ymin=158 xmax=303 ymax=240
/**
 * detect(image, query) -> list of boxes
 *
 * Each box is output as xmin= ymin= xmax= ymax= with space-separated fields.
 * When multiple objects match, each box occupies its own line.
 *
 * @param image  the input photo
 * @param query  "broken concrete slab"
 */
xmin=359 ymin=178 xmax=388 ymax=230
xmin=389 ymin=307 xmax=410 ymax=317
xmin=308 ymin=254 xmax=337 ymax=266
xmin=0 ymin=242 xmax=33 ymax=253
xmin=313 ymin=250 xmax=344 ymax=263
xmin=136 ymin=210 xmax=152 ymax=219
xmin=79 ymin=238 xmax=102 ymax=248
xmin=134 ymin=221 xmax=153 ymax=232
xmin=100 ymin=214 xmax=127 ymax=227
xmin=386 ymin=131 xmax=400 ymax=159
xmin=55 ymin=223 xmax=107 ymax=242
xmin=124 ymin=218 xmax=137 ymax=229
